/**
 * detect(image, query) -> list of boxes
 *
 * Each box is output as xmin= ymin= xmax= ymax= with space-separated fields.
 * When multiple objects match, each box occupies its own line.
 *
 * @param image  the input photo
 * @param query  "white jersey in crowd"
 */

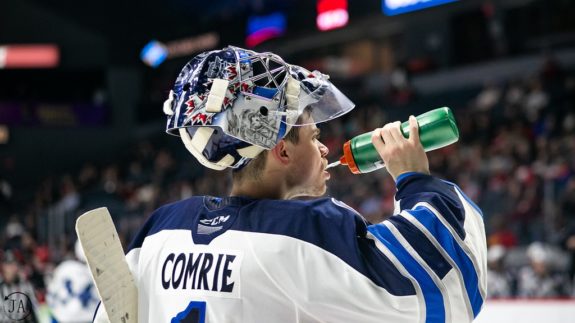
xmin=48 ymin=259 xmax=99 ymax=322
xmin=94 ymin=173 xmax=487 ymax=323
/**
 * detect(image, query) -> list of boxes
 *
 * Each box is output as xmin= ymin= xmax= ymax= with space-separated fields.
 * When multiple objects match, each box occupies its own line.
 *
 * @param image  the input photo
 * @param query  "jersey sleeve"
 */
xmin=367 ymin=173 xmax=487 ymax=322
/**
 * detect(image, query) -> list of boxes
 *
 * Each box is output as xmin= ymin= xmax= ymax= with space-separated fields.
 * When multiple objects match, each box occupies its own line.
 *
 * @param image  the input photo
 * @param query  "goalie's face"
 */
xmin=285 ymin=121 xmax=330 ymax=198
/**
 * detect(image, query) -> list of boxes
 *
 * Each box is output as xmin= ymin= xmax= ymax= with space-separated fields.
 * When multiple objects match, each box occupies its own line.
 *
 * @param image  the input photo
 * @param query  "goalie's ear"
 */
xmin=270 ymin=140 xmax=290 ymax=165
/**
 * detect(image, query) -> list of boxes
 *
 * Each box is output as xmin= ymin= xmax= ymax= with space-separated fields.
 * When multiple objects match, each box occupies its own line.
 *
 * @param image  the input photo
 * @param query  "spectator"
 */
xmin=475 ymin=82 xmax=502 ymax=112
xmin=560 ymin=221 xmax=575 ymax=289
xmin=523 ymin=78 xmax=549 ymax=122
xmin=46 ymin=241 xmax=99 ymax=323
xmin=516 ymin=242 xmax=571 ymax=298
xmin=486 ymin=245 xmax=513 ymax=298
xmin=0 ymin=250 xmax=40 ymax=322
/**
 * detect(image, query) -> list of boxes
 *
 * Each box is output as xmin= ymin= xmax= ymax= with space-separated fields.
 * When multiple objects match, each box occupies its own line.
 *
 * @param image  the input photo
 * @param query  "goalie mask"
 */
xmin=164 ymin=46 xmax=355 ymax=170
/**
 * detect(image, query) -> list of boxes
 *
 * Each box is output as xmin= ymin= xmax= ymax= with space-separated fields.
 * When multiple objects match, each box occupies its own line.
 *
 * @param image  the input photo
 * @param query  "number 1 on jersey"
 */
xmin=171 ymin=301 xmax=206 ymax=323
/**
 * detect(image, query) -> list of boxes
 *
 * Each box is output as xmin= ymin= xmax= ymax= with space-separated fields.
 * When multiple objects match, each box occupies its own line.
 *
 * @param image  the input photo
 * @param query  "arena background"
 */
xmin=1 ymin=0 xmax=575 ymax=321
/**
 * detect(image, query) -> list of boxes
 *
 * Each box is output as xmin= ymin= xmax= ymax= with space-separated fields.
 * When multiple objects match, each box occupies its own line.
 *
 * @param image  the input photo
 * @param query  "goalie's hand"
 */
xmin=371 ymin=115 xmax=430 ymax=181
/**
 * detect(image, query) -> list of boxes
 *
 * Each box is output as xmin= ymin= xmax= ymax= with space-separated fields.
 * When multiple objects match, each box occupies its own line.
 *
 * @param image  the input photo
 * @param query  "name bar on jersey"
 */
xmin=161 ymin=251 xmax=241 ymax=297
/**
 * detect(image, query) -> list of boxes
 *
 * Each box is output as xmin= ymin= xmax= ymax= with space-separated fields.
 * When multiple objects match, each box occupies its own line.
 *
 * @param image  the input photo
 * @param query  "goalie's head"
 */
xmin=164 ymin=46 xmax=355 ymax=170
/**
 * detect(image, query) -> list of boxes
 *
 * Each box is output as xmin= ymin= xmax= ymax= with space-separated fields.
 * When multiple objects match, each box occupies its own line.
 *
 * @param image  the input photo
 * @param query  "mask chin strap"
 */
xmin=179 ymin=128 xmax=266 ymax=170
xmin=179 ymin=128 xmax=232 ymax=170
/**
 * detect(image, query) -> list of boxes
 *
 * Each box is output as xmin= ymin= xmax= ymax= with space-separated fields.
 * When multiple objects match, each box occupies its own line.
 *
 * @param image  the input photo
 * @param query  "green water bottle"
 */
xmin=333 ymin=107 xmax=459 ymax=174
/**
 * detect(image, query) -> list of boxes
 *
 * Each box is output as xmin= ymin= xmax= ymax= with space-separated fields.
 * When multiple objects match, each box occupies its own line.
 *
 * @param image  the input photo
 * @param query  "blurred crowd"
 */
xmin=1 ymin=56 xmax=575 ymax=321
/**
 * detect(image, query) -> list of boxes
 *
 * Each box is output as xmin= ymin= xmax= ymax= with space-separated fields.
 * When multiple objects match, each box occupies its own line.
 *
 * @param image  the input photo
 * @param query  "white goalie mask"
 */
xmin=163 ymin=46 xmax=355 ymax=170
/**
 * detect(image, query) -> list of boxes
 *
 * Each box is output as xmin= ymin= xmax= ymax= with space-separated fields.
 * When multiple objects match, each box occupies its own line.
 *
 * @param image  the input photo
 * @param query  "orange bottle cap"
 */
xmin=342 ymin=140 xmax=360 ymax=174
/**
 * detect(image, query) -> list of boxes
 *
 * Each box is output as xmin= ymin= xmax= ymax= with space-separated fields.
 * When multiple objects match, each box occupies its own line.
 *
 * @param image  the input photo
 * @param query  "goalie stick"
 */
xmin=75 ymin=207 xmax=138 ymax=323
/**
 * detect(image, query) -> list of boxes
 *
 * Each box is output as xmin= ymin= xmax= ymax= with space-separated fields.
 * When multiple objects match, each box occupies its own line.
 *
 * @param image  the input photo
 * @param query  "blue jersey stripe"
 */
xmin=396 ymin=175 xmax=467 ymax=240
xmin=388 ymin=216 xmax=452 ymax=279
xmin=368 ymin=224 xmax=445 ymax=323
xmin=409 ymin=206 xmax=483 ymax=317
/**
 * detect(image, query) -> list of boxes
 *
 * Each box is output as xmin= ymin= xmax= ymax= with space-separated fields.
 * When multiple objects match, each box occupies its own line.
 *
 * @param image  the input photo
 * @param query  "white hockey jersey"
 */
xmin=48 ymin=260 xmax=99 ymax=322
xmin=94 ymin=173 xmax=487 ymax=322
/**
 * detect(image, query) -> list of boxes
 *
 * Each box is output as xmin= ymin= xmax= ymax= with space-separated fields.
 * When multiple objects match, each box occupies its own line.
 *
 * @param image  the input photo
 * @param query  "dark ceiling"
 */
xmin=25 ymin=0 xmax=305 ymax=50
xmin=15 ymin=0 xmax=383 ymax=63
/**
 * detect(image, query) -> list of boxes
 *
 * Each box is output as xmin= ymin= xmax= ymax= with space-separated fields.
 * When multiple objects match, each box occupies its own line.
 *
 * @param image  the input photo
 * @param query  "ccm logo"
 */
xmin=200 ymin=215 xmax=230 ymax=226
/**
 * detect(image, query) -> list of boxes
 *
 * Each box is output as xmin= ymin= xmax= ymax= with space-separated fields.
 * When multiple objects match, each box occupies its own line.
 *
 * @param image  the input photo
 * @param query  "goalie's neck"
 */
xmin=230 ymin=176 xmax=289 ymax=200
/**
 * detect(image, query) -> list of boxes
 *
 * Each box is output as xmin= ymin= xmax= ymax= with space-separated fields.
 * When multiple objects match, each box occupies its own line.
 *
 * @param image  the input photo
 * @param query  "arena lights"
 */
xmin=246 ymin=12 xmax=287 ymax=48
xmin=140 ymin=41 xmax=168 ymax=68
xmin=0 ymin=125 xmax=8 ymax=144
xmin=140 ymin=32 xmax=219 ymax=68
xmin=316 ymin=0 xmax=349 ymax=31
xmin=0 ymin=44 xmax=59 ymax=69
xmin=382 ymin=0 xmax=458 ymax=16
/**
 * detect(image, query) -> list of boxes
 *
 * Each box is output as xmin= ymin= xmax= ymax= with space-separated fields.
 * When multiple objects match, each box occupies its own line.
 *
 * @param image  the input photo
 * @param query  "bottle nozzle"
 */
xmin=326 ymin=160 xmax=341 ymax=169
xmin=325 ymin=155 xmax=350 ymax=169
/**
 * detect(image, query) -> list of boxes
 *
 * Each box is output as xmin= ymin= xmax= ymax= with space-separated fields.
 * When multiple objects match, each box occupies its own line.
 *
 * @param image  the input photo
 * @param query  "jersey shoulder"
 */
xmin=127 ymin=196 xmax=366 ymax=251
xmin=127 ymin=196 xmax=205 ymax=251
xmin=236 ymin=197 xmax=368 ymax=247
xmin=241 ymin=197 xmax=365 ymax=230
